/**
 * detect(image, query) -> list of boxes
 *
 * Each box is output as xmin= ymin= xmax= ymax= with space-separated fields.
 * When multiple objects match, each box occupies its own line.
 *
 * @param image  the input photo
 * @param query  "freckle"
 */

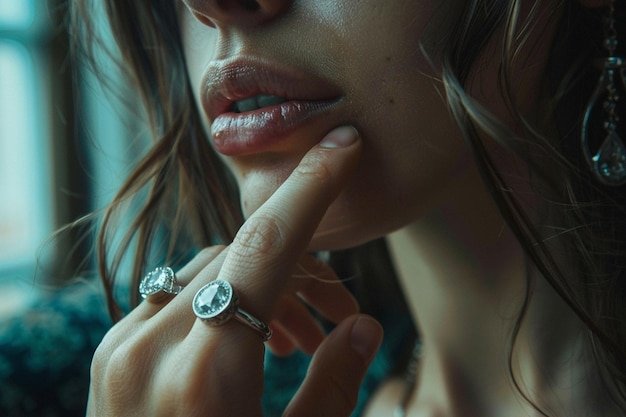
xmin=389 ymin=98 xmax=395 ymax=104
xmin=385 ymin=56 xmax=391 ymax=62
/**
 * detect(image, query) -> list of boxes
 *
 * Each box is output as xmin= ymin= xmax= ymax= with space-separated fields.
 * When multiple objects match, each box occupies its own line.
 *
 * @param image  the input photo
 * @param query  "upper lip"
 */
xmin=202 ymin=56 xmax=342 ymax=121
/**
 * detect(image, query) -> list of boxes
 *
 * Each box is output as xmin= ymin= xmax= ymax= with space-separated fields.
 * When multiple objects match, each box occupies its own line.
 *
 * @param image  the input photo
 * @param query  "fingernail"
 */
xmin=350 ymin=316 xmax=382 ymax=362
xmin=319 ymin=126 xmax=359 ymax=148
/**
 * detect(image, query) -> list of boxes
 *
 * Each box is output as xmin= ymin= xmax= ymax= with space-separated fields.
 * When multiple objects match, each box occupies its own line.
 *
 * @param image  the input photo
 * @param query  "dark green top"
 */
xmin=0 ymin=279 xmax=413 ymax=417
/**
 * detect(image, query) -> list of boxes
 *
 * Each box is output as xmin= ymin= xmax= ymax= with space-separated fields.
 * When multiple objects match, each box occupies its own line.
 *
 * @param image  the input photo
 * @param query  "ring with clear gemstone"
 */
xmin=192 ymin=280 xmax=272 ymax=341
xmin=139 ymin=267 xmax=184 ymax=301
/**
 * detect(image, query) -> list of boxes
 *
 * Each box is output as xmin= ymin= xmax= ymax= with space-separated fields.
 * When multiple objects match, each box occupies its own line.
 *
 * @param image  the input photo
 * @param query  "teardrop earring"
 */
xmin=581 ymin=0 xmax=626 ymax=186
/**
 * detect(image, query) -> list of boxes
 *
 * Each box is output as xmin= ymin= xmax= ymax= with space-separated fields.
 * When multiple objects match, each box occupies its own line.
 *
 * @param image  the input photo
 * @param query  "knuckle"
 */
xmin=90 ymin=340 xmax=112 ymax=382
xmin=89 ymin=325 xmax=125 ymax=380
xmin=102 ymin=340 xmax=142 ymax=386
xmin=231 ymin=215 xmax=289 ymax=257
xmin=101 ymin=347 xmax=131 ymax=388
xmin=92 ymin=329 xmax=154 ymax=400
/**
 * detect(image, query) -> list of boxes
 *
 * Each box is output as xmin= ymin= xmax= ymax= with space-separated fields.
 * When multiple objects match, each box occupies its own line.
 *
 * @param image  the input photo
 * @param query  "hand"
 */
xmin=87 ymin=126 xmax=384 ymax=417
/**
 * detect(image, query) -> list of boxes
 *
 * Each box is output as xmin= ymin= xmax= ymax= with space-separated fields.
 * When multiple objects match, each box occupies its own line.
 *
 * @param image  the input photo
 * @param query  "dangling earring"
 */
xmin=581 ymin=0 xmax=626 ymax=186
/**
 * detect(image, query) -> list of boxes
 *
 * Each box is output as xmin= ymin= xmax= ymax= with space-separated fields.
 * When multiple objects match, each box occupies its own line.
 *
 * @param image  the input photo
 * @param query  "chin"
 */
xmin=239 ymin=190 xmax=388 ymax=252
xmin=238 ymin=179 xmax=284 ymax=219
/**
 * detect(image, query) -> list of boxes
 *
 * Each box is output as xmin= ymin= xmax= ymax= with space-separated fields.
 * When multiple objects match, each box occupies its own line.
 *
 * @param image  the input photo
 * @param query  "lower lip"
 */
xmin=210 ymin=99 xmax=340 ymax=155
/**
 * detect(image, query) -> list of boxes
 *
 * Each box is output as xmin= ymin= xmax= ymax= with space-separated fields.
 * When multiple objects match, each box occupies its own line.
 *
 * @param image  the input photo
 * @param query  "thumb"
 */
xmin=283 ymin=315 xmax=383 ymax=417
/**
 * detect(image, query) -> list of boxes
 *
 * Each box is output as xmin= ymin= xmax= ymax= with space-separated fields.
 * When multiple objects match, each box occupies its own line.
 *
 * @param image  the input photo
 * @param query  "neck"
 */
xmin=385 ymin=169 xmax=603 ymax=416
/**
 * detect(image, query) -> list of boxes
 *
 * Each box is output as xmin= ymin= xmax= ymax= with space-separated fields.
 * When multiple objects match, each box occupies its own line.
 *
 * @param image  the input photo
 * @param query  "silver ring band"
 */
xmin=192 ymin=279 xmax=272 ymax=341
xmin=139 ymin=267 xmax=184 ymax=301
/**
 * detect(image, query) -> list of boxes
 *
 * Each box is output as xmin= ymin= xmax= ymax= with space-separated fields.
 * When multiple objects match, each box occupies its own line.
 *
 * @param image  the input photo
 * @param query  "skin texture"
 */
xmin=179 ymin=0 xmax=469 ymax=252
xmin=88 ymin=126 xmax=384 ymax=417
xmin=89 ymin=0 xmax=621 ymax=416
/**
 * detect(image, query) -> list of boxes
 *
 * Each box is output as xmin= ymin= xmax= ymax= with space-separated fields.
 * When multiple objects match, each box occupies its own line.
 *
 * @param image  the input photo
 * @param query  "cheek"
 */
xmin=309 ymin=131 xmax=469 ymax=250
xmin=339 ymin=68 xmax=470 ymax=237
xmin=178 ymin=9 xmax=218 ymax=99
xmin=219 ymin=154 xmax=301 ymax=219
xmin=333 ymin=0 xmax=466 ymax=188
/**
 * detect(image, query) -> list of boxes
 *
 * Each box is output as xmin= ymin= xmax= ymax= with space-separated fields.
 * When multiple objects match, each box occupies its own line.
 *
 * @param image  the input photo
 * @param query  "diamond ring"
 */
xmin=139 ymin=267 xmax=184 ymax=301
xmin=192 ymin=280 xmax=272 ymax=341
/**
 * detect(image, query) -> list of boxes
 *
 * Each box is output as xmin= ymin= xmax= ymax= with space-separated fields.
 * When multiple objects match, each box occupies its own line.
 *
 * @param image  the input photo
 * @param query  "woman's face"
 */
xmin=177 ymin=0 xmax=499 ymax=250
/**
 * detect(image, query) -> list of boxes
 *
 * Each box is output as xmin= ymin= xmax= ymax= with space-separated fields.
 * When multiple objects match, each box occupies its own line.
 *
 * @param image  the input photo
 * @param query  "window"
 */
xmin=0 ymin=1 xmax=55 ymax=280
xmin=0 ymin=0 xmax=144 ymax=300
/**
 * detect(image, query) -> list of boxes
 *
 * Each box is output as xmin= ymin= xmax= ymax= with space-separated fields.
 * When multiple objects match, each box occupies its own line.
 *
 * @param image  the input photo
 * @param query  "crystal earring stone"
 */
xmin=594 ymin=129 xmax=626 ymax=183
xmin=581 ymin=1 xmax=626 ymax=186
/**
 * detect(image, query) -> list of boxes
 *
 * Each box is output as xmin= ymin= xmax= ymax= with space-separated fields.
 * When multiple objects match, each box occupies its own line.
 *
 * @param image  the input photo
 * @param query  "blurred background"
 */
xmin=0 ymin=1 xmax=144 ymax=415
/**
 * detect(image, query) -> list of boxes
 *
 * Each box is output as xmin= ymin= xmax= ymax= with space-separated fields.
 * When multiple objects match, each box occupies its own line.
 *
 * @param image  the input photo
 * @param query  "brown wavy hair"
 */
xmin=67 ymin=0 xmax=626 ymax=413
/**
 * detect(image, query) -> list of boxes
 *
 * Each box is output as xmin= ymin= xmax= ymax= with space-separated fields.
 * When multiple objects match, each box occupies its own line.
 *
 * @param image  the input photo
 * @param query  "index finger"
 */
xmin=218 ymin=125 xmax=362 ymax=321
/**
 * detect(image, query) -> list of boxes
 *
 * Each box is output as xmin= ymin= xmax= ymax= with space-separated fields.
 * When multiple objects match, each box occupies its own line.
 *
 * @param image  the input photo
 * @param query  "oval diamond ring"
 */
xmin=192 ymin=279 xmax=272 ymax=341
xmin=139 ymin=267 xmax=184 ymax=302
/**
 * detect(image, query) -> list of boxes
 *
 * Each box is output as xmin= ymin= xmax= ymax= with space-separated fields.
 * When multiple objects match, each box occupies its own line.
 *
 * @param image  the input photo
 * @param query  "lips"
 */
xmin=203 ymin=56 xmax=343 ymax=155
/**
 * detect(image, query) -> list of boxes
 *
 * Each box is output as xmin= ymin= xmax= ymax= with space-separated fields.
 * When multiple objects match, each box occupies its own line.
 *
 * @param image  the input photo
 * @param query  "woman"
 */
xmin=72 ymin=0 xmax=626 ymax=415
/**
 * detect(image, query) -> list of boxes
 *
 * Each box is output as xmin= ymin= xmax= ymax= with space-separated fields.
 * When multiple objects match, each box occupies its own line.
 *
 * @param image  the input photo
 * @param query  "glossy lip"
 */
xmin=202 ymin=56 xmax=343 ymax=156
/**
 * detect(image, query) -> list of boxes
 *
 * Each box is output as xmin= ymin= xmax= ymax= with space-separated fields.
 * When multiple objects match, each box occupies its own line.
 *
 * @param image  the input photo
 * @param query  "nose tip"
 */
xmin=183 ymin=0 xmax=291 ymax=28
